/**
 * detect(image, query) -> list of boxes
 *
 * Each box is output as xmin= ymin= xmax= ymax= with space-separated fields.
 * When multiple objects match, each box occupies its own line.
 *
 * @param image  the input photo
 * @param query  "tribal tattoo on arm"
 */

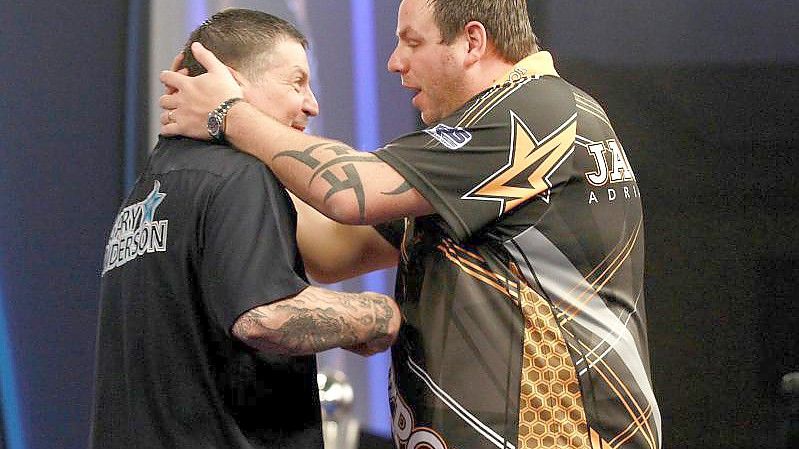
xmin=274 ymin=143 xmax=406 ymax=222
xmin=232 ymin=286 xmax=399 ymax=356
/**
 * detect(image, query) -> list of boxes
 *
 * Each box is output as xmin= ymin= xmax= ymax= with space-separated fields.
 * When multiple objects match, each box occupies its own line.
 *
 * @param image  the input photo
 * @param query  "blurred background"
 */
xmin=0 ymin=1 xmax=796 ymax=448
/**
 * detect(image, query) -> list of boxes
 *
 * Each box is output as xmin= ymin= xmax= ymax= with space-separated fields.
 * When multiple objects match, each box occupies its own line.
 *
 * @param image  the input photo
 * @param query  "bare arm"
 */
xmin=160 ymin=43 xmax=433 ymax=225
xmin=291 ymin=193 xmax=399 ymax=284
xmin=232 ymin=286 xmax=400 ymax=357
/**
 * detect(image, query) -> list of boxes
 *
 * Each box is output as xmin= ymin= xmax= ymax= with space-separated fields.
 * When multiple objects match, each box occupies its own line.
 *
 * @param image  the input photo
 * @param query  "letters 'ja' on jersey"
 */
xmin=375 ymin=52 xmax=661 ymax=449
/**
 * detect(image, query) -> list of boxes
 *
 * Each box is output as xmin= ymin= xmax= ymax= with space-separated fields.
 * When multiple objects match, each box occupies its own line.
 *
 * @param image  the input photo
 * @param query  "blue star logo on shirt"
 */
xmin=142 ymin=180 xmax=166 ymax=222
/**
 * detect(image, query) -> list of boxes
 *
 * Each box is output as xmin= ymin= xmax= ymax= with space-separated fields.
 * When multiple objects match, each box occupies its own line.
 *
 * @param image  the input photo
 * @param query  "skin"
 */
xmin=213 ymin=38 xmax=400 ymax=356
xmin=159 ymin=0 xmax=517 ymax=280
xmin=388 ymin=0 xmax=474 ymax=124
xmin=236 ymin=39 xmax=319 ymax=132
xmin=233 ymin=286 xmax=399 ymax=356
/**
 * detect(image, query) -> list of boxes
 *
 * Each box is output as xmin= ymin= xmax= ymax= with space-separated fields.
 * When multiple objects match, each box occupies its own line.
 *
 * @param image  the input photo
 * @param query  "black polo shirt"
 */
xmin=91 ymin=137 xmax=322 ymax=449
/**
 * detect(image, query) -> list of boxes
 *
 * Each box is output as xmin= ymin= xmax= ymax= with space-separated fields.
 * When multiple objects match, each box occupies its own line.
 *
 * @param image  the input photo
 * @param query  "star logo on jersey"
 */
xmin=462 ymin=111 xmax=577 ymax=216
xmin=141 ymin=180 xmax=166 ymax=222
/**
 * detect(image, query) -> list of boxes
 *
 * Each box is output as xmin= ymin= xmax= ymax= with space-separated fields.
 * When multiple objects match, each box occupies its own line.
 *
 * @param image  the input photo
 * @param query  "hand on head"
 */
xmin=159 ymin=42 xmax=244 ymax=139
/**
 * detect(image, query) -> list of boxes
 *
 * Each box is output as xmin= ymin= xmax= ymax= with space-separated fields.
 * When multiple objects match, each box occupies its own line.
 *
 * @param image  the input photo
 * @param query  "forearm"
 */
xmin=232 ymin=286 xmax=399 ymax=356
xmin=225 ymin=102 xmax=429 ymax=225
xmin=291 ymin=193 xmax=398 ymax=283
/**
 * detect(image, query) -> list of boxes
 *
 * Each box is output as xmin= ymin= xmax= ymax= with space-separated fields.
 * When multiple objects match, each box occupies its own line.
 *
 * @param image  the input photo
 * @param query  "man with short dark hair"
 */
xmin=90 ymin=9 xmax=399 ymax=449
xmin=159 ymin=1 xmax=662 ymax=448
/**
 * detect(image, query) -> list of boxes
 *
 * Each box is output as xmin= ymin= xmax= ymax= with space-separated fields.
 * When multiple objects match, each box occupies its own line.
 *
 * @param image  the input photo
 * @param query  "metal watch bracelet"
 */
xmin=207 ymin=97 xmax=244 ymax=143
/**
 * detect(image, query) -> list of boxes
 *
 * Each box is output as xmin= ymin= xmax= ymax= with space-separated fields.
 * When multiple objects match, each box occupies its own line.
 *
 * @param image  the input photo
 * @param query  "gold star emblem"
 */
xmin=462 ymin=111 xmax=577 ymax=216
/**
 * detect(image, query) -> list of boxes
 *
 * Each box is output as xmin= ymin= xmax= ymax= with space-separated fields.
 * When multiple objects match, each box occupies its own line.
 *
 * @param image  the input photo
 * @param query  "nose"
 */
xmin=303 ymin=87 xmax=319 ymax=117
xmin=387 ymin=45 xmax=404 ymax=74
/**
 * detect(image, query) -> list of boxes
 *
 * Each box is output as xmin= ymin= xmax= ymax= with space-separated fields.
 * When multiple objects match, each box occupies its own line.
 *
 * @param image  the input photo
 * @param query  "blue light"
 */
xmin=351 ymin=0 xmax=380 ymax=152
xmin=186 ymin=0 xmax=209 ymax=32
xmin=0 ymin=281 xmax=26 ymax=449
xmin=350 ymin=0 xmax=392 ymax=438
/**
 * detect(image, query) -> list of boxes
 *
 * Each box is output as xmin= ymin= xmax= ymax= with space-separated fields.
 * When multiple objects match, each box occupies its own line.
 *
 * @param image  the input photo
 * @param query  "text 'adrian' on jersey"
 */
xmin=424 ymin=123 xmax=473 ymax=150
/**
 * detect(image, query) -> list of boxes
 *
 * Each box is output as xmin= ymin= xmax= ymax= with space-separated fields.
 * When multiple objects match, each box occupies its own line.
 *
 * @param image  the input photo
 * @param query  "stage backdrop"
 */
xmin=0 ymin=1 xmax=129 ymax=449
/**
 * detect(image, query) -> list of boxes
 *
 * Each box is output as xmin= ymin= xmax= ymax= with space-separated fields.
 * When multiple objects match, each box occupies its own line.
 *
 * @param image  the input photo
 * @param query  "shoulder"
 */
xmin=151 ymin=137 xmax=275 ymax=181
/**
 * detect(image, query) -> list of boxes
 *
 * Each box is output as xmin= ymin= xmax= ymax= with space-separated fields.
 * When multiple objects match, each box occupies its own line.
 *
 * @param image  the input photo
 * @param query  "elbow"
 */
xmin=231 ymin=311 xmax=301 ymax=355
xmin=231 ymin=316 xmax=267 ymax=347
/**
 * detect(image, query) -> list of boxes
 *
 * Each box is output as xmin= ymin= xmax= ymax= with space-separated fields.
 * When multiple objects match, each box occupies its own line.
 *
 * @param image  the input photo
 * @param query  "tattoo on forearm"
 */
xmin=321 ymin=164 xmax=366 ymax=219
xmin=274 ymin=143 xmax=383 ymax=223
xmin=308 ymin=155 xmax=379 ymax=183
xmin=233 ymin=288 xmax=396 ymax=356
xmin=382 ymin=181 xmax=413 ymax=196
xmin=270 ymin=306 xmax=359 ymax=354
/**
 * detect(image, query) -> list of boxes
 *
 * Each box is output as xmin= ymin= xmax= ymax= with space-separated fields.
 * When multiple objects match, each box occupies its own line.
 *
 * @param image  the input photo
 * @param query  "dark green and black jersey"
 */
xmin=375 ymin=52 xmax=660 ymax=449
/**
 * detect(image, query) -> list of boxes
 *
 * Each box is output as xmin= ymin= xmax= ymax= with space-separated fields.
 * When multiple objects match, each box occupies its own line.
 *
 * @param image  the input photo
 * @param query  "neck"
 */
xmin=466 ymin=55 xmax=516 ymax=97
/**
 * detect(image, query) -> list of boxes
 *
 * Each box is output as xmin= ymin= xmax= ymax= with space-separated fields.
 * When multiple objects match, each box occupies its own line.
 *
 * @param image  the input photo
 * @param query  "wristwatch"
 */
xmin=207 ymin=97 xmax=244 ymax=143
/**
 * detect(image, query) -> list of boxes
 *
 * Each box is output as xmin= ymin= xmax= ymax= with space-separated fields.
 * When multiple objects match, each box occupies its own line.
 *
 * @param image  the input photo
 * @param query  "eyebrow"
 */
xmin=397 ymin=27 xmax=420 ymax=41
xmin=289 ymin=66 xmax=309 ymax=80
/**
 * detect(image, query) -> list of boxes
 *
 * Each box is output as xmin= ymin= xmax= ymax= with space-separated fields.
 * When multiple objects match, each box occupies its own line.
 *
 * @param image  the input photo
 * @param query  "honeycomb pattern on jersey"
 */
xmin=517 ymin=285 xmax=590 ymax=449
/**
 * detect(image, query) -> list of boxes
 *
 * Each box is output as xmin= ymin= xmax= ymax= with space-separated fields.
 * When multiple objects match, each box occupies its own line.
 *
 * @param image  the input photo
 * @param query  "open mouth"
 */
xmin=403 ymin=85 xmax=421 ymax=105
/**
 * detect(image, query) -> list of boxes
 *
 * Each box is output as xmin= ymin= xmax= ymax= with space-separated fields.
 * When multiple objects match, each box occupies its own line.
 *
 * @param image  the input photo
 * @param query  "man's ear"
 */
xmin=463 ymin=21 xmax=488 ymax=66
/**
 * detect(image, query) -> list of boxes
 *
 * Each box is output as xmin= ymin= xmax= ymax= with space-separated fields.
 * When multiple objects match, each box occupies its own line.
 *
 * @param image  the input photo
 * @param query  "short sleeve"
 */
xmin=200 ymin=163 xmax=308 ymax=333
xmin=374 ymin=77 xmax=578 ymax=241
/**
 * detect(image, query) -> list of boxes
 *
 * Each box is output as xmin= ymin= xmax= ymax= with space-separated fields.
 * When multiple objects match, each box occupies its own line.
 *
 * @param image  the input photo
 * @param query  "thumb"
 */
xmin=191 ymin=42 xmax=228 ymax=74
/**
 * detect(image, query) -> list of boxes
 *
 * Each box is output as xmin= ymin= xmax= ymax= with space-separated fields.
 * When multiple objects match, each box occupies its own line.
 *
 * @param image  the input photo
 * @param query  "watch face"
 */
xmin=207 ymin=114 xmax=222 ymax=139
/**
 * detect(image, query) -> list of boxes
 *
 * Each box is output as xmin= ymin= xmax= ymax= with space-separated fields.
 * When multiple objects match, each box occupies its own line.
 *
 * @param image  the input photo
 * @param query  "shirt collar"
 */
xmin=493 ymin=51 xmax=560 ymax=87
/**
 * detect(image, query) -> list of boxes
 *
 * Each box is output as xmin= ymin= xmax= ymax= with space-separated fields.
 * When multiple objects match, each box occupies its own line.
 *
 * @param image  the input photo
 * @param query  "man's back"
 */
xmin=91 ymin=137 xmax=322 ymax=449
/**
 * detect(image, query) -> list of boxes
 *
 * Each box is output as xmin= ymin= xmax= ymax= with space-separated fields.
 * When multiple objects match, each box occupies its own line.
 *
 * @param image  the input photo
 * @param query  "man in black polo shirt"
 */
xmin=90 ymin=9 xmax=399 ymax=449
xmin=158 ymin=1 xmax=662 ymax=448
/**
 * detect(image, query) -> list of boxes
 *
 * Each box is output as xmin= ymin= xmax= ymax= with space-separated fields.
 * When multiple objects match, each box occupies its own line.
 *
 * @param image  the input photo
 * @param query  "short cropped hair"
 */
xmin=427 ymin=0 xmax=539 ymax=62
xmin=180 ymin=8 xmax=307 ymax=80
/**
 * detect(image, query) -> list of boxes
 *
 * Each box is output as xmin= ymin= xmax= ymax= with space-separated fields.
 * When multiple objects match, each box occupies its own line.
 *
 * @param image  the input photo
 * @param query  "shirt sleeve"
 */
xmin=200 ymin=162 xmax=309 ymax=333
xmin=374 ymin=77 xmax=578 ymax=241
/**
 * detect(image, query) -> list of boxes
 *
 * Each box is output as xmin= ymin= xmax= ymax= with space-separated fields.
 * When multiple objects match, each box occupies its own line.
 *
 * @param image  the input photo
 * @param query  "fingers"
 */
xmin=163 ymin=69 xmax=189 ymax=95
xmin=159 ymin=107 xmax=179 ymax=136
xmin=159 ymin=93 xmax=179 ymax=110
xmin=190 ymin=42 xmax=228 ymax=73
xmin=160 ymin=121 xmax=180 ymax=137
xmin=169 ymin=52 xmax=184 ymax=72
xmin=159 ymin=109 xmax=172 ymax=126
xmin=345 ymin=344 xmax=379 ymax=357
xmin=162 ymin=53 xmax=184 ymax=95
xmin=159 ymin=70 xmax=189 ymax=94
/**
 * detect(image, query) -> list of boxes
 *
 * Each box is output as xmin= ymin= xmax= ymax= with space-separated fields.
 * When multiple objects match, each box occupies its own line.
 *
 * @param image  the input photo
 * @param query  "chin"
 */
xmin=420 ymin=111 xmax=439 ymax=125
